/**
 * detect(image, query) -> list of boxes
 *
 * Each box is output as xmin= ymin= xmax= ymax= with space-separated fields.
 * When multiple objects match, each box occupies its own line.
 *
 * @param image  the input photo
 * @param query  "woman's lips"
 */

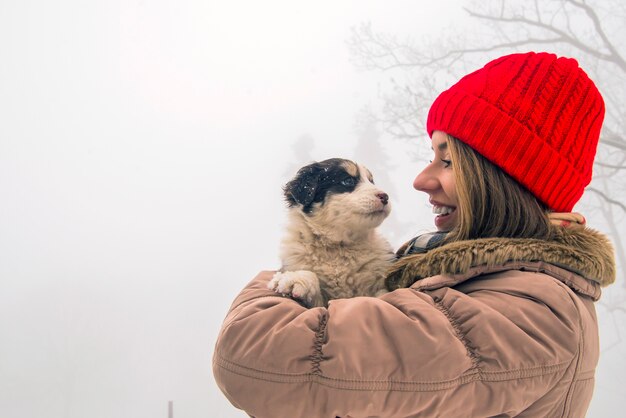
xmin=433 ymin=206 xmax=457 ymax=230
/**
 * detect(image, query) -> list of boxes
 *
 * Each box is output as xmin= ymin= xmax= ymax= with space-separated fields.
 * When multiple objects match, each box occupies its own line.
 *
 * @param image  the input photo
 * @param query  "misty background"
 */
xmin=1 ymin=1 xmax=624 ymax=417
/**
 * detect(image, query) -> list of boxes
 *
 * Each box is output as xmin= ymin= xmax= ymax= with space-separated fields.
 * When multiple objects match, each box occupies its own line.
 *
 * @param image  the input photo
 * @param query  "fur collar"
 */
xmin=386 ymin=226 xmax=615 ymax=291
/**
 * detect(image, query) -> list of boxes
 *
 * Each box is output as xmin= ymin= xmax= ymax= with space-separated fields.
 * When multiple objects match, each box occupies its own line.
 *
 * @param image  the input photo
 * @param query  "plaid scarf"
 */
xmin=398 ymin=231 xmax=448 ymax=257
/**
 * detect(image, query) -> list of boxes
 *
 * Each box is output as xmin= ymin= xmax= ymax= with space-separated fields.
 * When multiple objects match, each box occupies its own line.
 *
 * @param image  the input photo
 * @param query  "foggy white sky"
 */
xmin=1 ymin=1 xmax=623 ymax=417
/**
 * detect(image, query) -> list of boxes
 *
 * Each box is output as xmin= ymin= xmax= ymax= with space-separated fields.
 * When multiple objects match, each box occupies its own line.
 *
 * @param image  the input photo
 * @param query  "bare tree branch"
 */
xmin=600 ymin=128 xmax=626 ymax=151
xmin=565 ymin=0 xmax=626 ymax=71
xmin=588 ymin=187 xmax=626 ymax=212
xmin=533 ymin=0 xmax=541 ymax=22
xmin=464 ymin=8 xmax=618 ymax=63
xmin=595 ymin=161 xmax=626 ymax=170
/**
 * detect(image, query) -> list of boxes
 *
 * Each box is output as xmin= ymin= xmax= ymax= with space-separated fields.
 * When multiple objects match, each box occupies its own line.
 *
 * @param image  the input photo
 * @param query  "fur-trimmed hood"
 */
xmin=386 ymin=226 xmax=616 ymax=293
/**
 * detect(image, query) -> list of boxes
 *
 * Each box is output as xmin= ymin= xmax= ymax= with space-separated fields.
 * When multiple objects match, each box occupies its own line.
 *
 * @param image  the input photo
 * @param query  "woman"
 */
xmin=213 ymin=52 xmax=615 ymax=417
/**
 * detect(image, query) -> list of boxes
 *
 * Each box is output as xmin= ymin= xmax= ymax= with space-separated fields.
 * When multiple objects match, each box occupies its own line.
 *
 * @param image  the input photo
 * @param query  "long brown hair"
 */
xmin=445 ymin=135 xmax=553 ymax=242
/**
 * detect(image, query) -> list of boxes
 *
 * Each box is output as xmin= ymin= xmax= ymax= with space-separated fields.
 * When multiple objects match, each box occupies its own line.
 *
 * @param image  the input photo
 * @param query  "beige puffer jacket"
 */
xmin=213 ymin=227 xmax=615 ymax=417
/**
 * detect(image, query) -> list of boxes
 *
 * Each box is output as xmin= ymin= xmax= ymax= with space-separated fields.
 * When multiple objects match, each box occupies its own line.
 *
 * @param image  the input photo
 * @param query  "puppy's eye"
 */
xmin=340 ymin=177 xmax=356 ymax=187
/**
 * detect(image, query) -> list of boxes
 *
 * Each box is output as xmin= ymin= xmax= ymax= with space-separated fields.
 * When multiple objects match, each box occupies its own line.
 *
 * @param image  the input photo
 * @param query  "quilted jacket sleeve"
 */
xmin=212 ymin=270 xmax=585 ymax=418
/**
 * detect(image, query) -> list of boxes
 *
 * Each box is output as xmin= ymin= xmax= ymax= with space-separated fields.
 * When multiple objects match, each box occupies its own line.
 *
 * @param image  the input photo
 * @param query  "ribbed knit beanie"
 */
xmin=427 ymin=51 xmax=605 ymax=212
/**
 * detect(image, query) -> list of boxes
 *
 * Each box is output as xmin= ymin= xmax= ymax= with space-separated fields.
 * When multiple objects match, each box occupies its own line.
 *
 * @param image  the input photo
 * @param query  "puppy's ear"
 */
xmin=284 ymin=163 xmax=323 ymax=210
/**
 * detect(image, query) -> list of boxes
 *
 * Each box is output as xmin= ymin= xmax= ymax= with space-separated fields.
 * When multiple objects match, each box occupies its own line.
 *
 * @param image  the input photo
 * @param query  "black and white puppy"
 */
xmin=268 ymin=158 xmax=395 ymax=307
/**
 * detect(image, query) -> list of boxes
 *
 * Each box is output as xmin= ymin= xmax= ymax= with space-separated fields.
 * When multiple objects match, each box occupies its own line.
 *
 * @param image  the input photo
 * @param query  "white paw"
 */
xmin=268 ymin=270 xmax=322 ymax=306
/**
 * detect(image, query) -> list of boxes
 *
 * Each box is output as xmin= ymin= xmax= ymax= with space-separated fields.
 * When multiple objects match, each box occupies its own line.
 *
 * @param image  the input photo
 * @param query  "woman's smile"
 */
xmin=432 ymin=202 xmax=457 ymax=230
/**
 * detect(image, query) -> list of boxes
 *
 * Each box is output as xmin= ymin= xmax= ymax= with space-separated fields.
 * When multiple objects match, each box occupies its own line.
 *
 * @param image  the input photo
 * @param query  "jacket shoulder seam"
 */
xmin=310 ymin=312 xmax=329 ymax=375
xmin=432 ymin=298 xmax=483 ymax=376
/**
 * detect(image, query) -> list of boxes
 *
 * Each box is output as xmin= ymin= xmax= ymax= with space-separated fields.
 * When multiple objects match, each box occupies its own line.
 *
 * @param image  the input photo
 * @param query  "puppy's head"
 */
xmin=284 ymin=158 xmax=390 ymax=233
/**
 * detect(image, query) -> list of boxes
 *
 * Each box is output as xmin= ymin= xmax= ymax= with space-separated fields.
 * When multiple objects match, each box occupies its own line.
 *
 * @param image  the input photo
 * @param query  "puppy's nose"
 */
xmin=376 ymin=192 xmax=389 ymax=205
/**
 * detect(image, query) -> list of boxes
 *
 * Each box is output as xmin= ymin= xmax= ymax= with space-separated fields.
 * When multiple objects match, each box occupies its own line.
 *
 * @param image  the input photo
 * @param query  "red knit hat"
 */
xmin=427 ymin=51 xmax=605 ymax=212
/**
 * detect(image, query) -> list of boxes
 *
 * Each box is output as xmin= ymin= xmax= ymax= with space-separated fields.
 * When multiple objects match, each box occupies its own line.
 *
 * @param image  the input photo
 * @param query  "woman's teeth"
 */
xmin=432 ymin=205 xmax=455 ymax=215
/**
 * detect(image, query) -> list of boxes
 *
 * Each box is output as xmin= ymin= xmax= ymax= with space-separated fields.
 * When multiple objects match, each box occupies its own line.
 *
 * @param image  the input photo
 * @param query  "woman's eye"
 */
xmin=428 ymin=159 xmax=450 ymax=168
xmin=340 ymin=177 xmax=356 ymax=187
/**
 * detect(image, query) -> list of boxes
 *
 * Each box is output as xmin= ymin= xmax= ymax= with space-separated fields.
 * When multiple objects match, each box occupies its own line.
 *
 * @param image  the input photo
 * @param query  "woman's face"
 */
xmin=413 ymin=130 xmax=459 ymax=231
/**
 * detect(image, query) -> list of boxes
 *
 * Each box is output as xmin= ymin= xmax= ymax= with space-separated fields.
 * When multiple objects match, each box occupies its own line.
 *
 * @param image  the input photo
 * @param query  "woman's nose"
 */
xmin=413 ymin=165 xmax=439 ymax=192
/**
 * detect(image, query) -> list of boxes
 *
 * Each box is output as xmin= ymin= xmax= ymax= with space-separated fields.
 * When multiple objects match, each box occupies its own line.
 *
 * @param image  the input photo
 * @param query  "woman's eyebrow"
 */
xmin=430 ymin=142 xmax=448 ymax=152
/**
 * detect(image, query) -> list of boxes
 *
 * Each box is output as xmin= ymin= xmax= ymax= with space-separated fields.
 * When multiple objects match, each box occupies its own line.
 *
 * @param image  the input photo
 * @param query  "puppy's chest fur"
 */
xmin=280 ymin=224 xmax=394 ymax=301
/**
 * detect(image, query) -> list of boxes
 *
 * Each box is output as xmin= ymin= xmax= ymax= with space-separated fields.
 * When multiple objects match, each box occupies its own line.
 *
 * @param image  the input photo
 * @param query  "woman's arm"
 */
xmin=212 ymin=270 xmax=582 ymax=418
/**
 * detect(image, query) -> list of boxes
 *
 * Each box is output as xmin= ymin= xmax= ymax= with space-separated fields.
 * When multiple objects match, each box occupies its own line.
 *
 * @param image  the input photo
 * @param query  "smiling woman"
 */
xmin=213 ymin=51 xmax=616 ymax=418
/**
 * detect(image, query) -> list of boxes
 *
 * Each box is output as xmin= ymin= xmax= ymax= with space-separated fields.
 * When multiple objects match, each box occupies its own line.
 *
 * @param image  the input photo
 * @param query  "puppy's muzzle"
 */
xmin=376 ymin=192 xmax=389 ymax=205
